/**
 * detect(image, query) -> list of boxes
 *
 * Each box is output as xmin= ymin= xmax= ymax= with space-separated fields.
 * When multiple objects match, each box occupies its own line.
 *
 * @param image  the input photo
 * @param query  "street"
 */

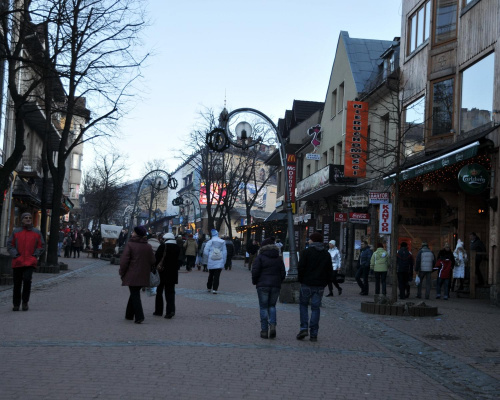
xmin=0 ymin=258 xmax=499 ymax=400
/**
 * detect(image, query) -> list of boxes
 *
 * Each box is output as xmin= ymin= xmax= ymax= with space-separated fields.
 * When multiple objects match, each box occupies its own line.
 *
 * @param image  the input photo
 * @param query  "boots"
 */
xmin=269 ymin=324 xmax=276 ymax=339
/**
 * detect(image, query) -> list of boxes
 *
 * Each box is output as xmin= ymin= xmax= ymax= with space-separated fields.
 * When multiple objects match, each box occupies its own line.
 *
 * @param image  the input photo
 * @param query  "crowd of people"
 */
xmin=58 ymin=225 xmax=103 ymax=259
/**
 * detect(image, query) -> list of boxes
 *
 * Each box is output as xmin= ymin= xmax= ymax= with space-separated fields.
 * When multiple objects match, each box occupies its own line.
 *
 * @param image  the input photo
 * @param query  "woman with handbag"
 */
xmin=119 ymin=226 xmax=156 ymax=324
xmin=154 ymin=233 xmax=180 ymax=319
xmin=326 ymin=240 xmax=342 ymax=297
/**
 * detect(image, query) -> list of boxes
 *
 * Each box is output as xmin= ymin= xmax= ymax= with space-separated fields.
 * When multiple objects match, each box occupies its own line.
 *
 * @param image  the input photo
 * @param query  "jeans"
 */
xmin=299 ymin=284 xmax=324 ymax=337
xmin=207 ymin=268 xmax=222 ymax=291
xmin=436 ymin=277 xmax=449 ymax=299
xmin=125 ymin=286 xmax=144 ymax=322
xmin=355 ymin=266 xmax=369 ymax=294
xmin=417 ymin=271 xmax=432 ymax=299
xmin=374 ymin=271 xmax=387 ymax=295
xmin=155 ymin=280 xmax=176 ymax=316
xmin=397 ymin=271 xmax=410 ymax=299
xmin=57 ymin=242 xmax=63 ymax=257
xmin=256 ymin=287 xmax=280 ymax=331
xmin=13 ymin=267 xmax=35 ymax=306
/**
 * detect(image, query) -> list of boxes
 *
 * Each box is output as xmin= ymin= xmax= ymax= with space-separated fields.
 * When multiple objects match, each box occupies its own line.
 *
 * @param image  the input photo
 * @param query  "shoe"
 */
xmin=165 ymin=313 xmax=175 ymax=319
xmin=125 ymin=316 xmax=134 ymax=321
xmin=207 ymin=289 xmax=212 ymax=292
xmin=296 ymin=330 xmax=309 ymax=340
xmin=325 ymin=292 xmax=333 ymax=297
xmin=443 ymin=297 xmax=448 ymax=300
xmin=153 ymin=312 xmax=162 ymax=316
xmin=22 ymin=302 xmax=29 ymax=311
xmin=260 ymin=330 xmax=268 ymax=339
xmin=338 ymin=288 xmax=342 ymax=295
xmin=269 ymin=324 xmax=276 ymax=338
xmin=134 ymin=319 xmax=144 ymax=324
xmin=212 ymin=290 xmax=217 ymax=294
xmin=310 ymin=336 xmax=318 ymax=342
xmin=436 ymin=295 xmax=441 ymax=299
xmin=12 ymin=306 xmax=19 ymax=311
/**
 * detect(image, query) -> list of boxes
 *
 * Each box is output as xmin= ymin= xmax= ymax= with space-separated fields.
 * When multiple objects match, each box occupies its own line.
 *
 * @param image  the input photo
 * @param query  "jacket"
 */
xmin=157 ymin=240 xmax=181 ymax=284
xmin=200 ymin=241 xmax=209 ymax=265
xmin=436 ymin=249 xmax=455 ymax=269
xmin=252 ymin=244 xmax=286 ymax=288
xmin=359 ymin=246 xmax=373 ymax=268
xmin=119 ymin=236 xmax=156 ymax=287
xmin=328 ymin=247 xmax=341 ymax=270
xmin=434 ymin=259 xmax=453 ymax=279
xmin=8 ymin=226 xmax=45 ymax=268
xmin=298 ymin=242 xmax=333 ymax=287
xmin=225 ymin=239 xmax=235 ymax=259
xmin=396 ymin=247 xmax=414 ymax=274
xmin=415 ymin=247 xmax=435 ymax=272
xmin=370 ymin=247 xmax=389 ymax=272
xmin=148 ymin=237 xmax=161 ymax=253
xmin=183 ymin=238 xmax=198 ymax=256
xmin=203 ymin=236 xmax=227 ymax=269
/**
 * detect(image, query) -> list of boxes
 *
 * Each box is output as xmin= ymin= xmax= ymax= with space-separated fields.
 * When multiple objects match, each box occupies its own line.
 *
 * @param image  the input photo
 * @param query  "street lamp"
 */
xmin=172 ymin=191 xmax=202 ymax=233
xmin=207 ymin=107 xmax=298 ymax=278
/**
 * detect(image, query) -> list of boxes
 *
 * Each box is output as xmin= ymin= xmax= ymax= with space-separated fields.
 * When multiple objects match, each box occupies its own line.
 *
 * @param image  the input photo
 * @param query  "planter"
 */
xmin=361 ymin=301 xmax=438 ymax=317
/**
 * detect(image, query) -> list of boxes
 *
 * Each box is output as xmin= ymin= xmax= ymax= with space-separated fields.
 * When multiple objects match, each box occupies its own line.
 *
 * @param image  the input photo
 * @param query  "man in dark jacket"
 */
xmin=469 ymin=232 xmax=486 ymax=286
xmin=296 ymin=232 xmax=333 ymax=342
xmin=224 ymin=236 xmax=235 ymax=270
xmin=154 ymin=233 xmax=181 ymax=318
xmin=356 ymin=241 xmax=372 ymax=295
xmin=396 ymin=242 xmax=414 ymax=299
xmin=8 ymin=212 xmax=45 ymax=311
xmin=252 ymin=237 xmax=286 ymax=339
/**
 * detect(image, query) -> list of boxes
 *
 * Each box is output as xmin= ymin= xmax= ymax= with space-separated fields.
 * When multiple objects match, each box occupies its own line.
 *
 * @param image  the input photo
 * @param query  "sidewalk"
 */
xmin=0 ymin=258 xmax=498 ymax=399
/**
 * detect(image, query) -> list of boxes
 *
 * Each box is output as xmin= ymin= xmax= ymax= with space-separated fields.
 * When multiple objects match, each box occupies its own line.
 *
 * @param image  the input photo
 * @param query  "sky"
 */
xmin=82 ymin=0 xmax=403 ymax=181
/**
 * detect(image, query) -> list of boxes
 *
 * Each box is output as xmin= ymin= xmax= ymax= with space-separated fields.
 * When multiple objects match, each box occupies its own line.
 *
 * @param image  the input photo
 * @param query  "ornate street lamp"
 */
xmin=206 ymin=108 xmax=299 ymax=278
xmin=172 ymin=191 xmax=202 ymax=232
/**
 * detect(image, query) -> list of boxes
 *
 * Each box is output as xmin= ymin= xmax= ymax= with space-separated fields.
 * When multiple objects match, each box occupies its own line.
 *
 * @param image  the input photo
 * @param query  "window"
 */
xmin=383 ymin=52 xmax=395 ymax=79
xmin=381 ymin=114 xmax=390 ymax=151
xmin=404 ymin=97 xmax=426 ymax=156
xmin=331 ymin=89 xmax=337 ymax=118
xmin=322 ymin=151 xmax=327 ymax=168
xmin=461 ymin=53 xmax=494 ymax=134
xmin=71 ymin=153 xmax=80 ymax=170
xmin=434 ymin=0 xmax=457 ymax=45
xmin=431 ymin=78 xmax=454 ymax=136
xmin=408 ymin=1 xmax=431 ymax=54
xmin=338 ymin=83 xmax=344 ymax=113
xmin=329 ymin=146 xmax=335 ymax=165
xmin=335 ymin=142 xmax=342 ymax=164
xmin=69 ymin=184 xmax=80 ymax=199
xmin=306 ymin=164 xmax=311 ymax=177
xmin=315 ymin=159 xmax=319 ymax=172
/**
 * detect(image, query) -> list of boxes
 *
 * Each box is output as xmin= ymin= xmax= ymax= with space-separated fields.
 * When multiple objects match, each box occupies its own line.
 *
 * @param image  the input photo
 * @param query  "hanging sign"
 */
xmin=369 ymin=192 xmax=390 ymax=204
xmin=379 ymin=203 xmax=392 ymax=234
xmin=334 ymin=212 xmax=348 ymax=222
xmin=344 ymin=101 xmax=368 ymax=177
xmin=286 ymin=154 xmax=296 ymax=204
xmin=349 ymin=212 xmax=370 ymax=224
xmin=457 ymin=164 xmax=489 ymax=194
xmin=306 ymin=153 xmax=321 ymax=160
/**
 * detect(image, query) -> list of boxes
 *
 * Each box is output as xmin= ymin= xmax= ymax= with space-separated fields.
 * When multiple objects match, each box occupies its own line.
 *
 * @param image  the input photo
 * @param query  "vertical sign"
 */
xmin=344 ymin=101 xmax=368 ymax=177
xmin=379 ymin=203 xmax=392 ymax=234
xmin=287 ymin=154 xmax=296 ymax=204
xmin=323 ymin=223 xmax=330 ymax=244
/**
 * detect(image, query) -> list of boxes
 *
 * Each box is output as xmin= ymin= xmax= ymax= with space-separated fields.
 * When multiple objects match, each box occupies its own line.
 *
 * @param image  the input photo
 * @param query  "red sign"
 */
xmin=334 ymin=212 xmax=348 ymax=222
xmin=344 ymin=101 xmax=368 ymax=177
xmin=349 ymin=212 xmax=370 ymax=224
xmin=287 ymin=154 xmax=296 ymax=203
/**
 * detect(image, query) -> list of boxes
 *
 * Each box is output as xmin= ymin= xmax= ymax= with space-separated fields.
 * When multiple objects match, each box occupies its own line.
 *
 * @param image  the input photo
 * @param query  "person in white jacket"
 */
xmin=326 ymin=240 xmax=342 ymax=297
xmin=203 ymin=229 xmax=227 ymax=294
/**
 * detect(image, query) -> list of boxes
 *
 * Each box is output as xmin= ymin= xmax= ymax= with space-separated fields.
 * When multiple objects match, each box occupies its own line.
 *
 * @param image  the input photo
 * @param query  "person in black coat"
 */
xmin=224 ymin=236 xmax=235 ymax=270
xmin=252 ymin=237 xmax=286 ymax=339
xmin=396 ymin=242 xmax=414 ymax=299
xmin=154 ymin=233 xmax=181 ymax=319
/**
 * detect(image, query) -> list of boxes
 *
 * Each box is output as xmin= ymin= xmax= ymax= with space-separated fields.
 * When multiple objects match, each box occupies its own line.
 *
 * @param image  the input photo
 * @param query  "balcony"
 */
xmin=296 ymin=164 xmax=356 ymax=201
xmin=17 ymin=156 xmax=43 ymax=177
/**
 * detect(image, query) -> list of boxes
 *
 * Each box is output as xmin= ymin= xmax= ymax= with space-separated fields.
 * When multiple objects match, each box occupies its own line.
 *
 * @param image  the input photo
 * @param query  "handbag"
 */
xmin=336 ymin=273 xmax=345 ymax=284
xmin=149 ymin=270 xmax=160 ymax=287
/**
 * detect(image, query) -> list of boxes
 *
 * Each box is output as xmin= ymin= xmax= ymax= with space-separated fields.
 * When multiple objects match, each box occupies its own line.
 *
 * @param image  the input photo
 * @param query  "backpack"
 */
xmin=211 ymin=242 xmax=223 ymax=261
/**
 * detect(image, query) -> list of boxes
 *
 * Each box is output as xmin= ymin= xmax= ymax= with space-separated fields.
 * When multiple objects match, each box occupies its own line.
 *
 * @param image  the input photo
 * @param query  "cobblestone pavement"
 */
xmin=0 ymin=258 xmax=498 ymax=399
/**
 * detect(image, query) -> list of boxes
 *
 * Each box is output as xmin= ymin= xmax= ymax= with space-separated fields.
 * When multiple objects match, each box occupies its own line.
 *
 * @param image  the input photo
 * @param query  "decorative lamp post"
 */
xmin=172 ymin=191 xmax=202 ymax=233
xmin=207 ymin=108 xmax=299 ymax=287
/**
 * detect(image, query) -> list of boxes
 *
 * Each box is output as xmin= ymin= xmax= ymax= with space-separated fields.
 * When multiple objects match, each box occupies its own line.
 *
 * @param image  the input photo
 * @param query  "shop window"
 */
xmin=434 ymin=0 xmax=457 ymax=45
xmin=460 ymin=53 xmax=494 ymax=134
xmin=431 ymin=78 xmax=454 ymax=136
xmin=407 ymin=1 xmax=431 ymax=55
xmin=404 ymin=96 xmax=426 ymax=156
xmin=331 ymin=89 xmax=337 ymax=118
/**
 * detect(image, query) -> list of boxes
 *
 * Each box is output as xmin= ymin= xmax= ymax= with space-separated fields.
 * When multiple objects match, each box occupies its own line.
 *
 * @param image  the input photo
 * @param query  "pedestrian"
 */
xmin=57 ymin=227 xmax=65 ymax=257
xmin=200 ymin=235 xmax=209 ymax=272
xmin=247 ymin=240 xmax=259 ymax=271
xmin=7 ymin=212 xmax=45 ymax=311
xmin=63 ymin=233 xmax=71 ymax=258
xmin=356 ymin=241 xmax=372 ymax=295
xmin=370 ymin=243 xmax=390 ymax=296
xmin=119 ymin=226 xmax=156 ymax=324
xmin=91 ymin=229 xmax=102 ymax=258
xmin=118 ymin=228 xmax=128 ymax=248
xmin=224 ymin=236 xmax=235 ymax=270
xmin=251 ymin=237 xmax=286 ymax=339
xmin=296 ymin=232 xmax=333 ymax=342
xmin=83 ymin=228 xmax=92 ymax=250
xmin=452 ymin=239 xmax=467 ymax=292
xmin=196 ymin=233 xmax=206 ymax=270
xmin=469 ymin=232 xmax=486 ymax=286
xmin=183 ymin=234 xmax=198 ymax=272
xmin=154 ymin=233 xmax=180 ymax=319
xmin=203 ymin=229 xmax=227 ymax=294
xmin=326 ymin=240 xmax=342 ymax=297
xmin=415 ymin=242 xmax=435 ymax=299
xmin=176 ymin=235 xmax=186 ymax=270
xmin=147 ymin=233 xmax=162 ymax=297
xmin=233 ymin=237 xmax=241 ymax=256
xmin=275 ymin=238 xmax=283 ymax=256
xmin=436 ymin=242 xmax=455 ymax=298
xmin=396 ymin=242 xmax=414 ymax=299
xmin=71 ymin=229 xmax=83 ymax=258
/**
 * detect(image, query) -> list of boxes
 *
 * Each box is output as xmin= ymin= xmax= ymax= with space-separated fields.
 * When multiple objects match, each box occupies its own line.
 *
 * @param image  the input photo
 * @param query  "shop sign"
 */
xmin=306 ymin=153 xmax=321 ymax=160
xmin=379 ymin=203 xmax=392 ymax=234
xmin=458 ymin=164 xmax=489 ymax=194
xmin=349 ymin=212 xmax=370 ymax=224
xmin=344 ymin=101 xmax=368 ymax=177
xmin=287 ymin=154 xmax=296 ymax=203
xmin=369 ymin=192 xmax=389 ymax=204
xmin=334 ymin=212 xmax=348 ymax=222
xmin=342 ymin=195 xmax=369 ymax=208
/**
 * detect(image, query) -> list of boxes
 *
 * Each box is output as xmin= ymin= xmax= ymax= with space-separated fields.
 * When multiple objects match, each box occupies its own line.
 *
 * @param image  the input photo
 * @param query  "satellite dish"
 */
xmin=235 ymin=121 xmax=252 ymax=140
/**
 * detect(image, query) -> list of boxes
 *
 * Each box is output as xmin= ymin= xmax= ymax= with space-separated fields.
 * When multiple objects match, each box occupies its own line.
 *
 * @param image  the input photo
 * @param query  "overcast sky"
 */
xmin=83 ymin=0 xmax=403 ymax=181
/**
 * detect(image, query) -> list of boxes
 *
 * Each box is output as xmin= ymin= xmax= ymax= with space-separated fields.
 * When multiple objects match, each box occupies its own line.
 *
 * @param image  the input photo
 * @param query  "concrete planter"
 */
xmin=361 ymin=301 xmax=438 ymax=317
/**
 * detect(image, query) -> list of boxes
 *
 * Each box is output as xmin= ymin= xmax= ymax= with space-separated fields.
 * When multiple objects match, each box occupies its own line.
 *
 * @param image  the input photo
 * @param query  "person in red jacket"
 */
xmin=7 ymin=212 xmax=45 ymax=311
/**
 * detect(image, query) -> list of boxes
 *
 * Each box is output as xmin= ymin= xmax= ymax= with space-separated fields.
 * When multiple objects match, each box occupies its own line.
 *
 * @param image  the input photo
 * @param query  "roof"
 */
xmin=341 ymin=31 xmax=398 ymax=94
xmin=278 ymin=101 xmax=324 ymax=139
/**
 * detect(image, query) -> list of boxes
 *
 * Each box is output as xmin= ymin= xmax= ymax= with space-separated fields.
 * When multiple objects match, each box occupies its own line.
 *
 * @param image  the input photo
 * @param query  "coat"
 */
xmin=203 ymin=236 xmax=227 ymax=270
xmin=416 ymin=247 xmax=435 ymax=272
xmin=359 ymin=246 xmax=373 ymax=268
xmin=8 ymin=226 xmax=45 ymax=268
xmin=200 ymin=241 xmax=209 ymax=265
xmin=119 ymin=236 xmax=156 ymax=287
xmin=157 ymin=240 xmax=181 ymax=285
xmin=328 ymin=247 xmax=341 ymax=270
xmin=252 ymin=244 xmax=286 ymax=288
xmin=298 ymin=242 xmax=333 ymax=287
xmin=370 ymin=247 xmax=389 ymax=272
xmin=183 ymin=238 xmax=198 ymax=256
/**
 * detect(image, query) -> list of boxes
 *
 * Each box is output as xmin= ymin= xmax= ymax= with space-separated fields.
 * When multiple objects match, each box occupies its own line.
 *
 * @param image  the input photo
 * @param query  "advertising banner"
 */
xmin=369 ymin=192 xmax=390 ymax=204
xmin=334 ymin=212 xmax=348 ymax=222
xmin=344 ymin=101 xmax=368 ymax=177
xmin=287 ymin=154 xmax=296 ymax=203
xmin=349 ymin=212 xmax=370 ymax=224
xmin=379 ymin=203 xmax=392 ymax=234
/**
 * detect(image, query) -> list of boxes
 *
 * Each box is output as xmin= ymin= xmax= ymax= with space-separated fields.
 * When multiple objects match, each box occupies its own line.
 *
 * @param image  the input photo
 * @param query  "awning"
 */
xmin=384 ymin=141 xmax=479 ymax=186
xmin=264 ymin=210 xmax=287 ymax=222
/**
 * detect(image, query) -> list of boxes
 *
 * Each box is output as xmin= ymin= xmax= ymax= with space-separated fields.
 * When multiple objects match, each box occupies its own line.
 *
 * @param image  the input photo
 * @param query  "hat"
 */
xmin=329 ymin=240 xmax=336 ymax=246
xmin=211 ymin=229 xmax=218 ymax=237
xmin=455 ymin=239 xmax=464 ymax=250
xmin=309 ymin=232 xmax=323 ymax=243
xmin=261 ymin=237 xmax=275 ymax=247
xmin=400 ymin=242 xmax=408 ymax=247
xmin=163 ymin=233 xmax=175 ymax=240
xmin=21 ymin=212 xmax=32 ymax=220
xmin=134 ymin=226 xmax=147 ymax=237
xmin=421 ymin=242 xmax=428 ymax=247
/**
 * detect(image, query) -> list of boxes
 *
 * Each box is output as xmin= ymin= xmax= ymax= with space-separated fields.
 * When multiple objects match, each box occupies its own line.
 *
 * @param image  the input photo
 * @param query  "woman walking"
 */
xmin=452 ymin=239 xmax=467 ymax=292
xmin=119 ymin=226 xmax=156 ymax=324
xmin=326 ymin=240 xmax=342 ymax=296
xmin=251 ymin=237 xmax=286 ymax=339
xmin=154 ymin=233 xmax=180 ymax=319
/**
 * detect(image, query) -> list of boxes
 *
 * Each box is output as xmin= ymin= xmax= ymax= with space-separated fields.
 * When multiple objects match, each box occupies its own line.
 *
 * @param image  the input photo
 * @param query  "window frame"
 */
xmin=430 ymin=76 xmax=455 ymax=137
xmin=407 ymin=0 xmax=431 ymax=56
xmin=433 ymin=0 xmax=458 ymax=47
xmin=331 ymin=89 xmax=337 ymax=119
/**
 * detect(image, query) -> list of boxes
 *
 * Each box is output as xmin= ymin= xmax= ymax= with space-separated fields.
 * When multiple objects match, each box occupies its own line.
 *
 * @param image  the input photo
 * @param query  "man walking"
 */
xmin=203 ymin=229 xmax=227 ymax=294
xmin=415 ymin=242 xmax=435 ymax=299
xmin=8 ymin=213 xmax=45 ymax=311
xmin=356 ymin=241 xmax=372 ymax=295
xmin=296 ymin=232 xmax=333 ymax=342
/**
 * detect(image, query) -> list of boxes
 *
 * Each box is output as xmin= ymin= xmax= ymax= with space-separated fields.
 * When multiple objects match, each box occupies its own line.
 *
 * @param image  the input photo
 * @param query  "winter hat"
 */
xmin=163 ymin=233 xmax=175 ymax=240
xmin=309 ymin=232 xmax=323 ymax=243
xmin=421 ymin=242 xmax=428 ymax=248
xmin=329 ymin=240 xmax=336 ymax=246
xmin=455 ymin=239 xmax=464 ymax=251
xmin=261 ymin=237 xmax=275 ymax=247
xmin=400 ymin=242 xmax=408 ymax=247
xmin=211 ymin=229 xmax=218 ymax=237
xmin=134 ymin=226 xmax=147 ymax=237
xmin=21 ymin=212 xmax=32 ymax=220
